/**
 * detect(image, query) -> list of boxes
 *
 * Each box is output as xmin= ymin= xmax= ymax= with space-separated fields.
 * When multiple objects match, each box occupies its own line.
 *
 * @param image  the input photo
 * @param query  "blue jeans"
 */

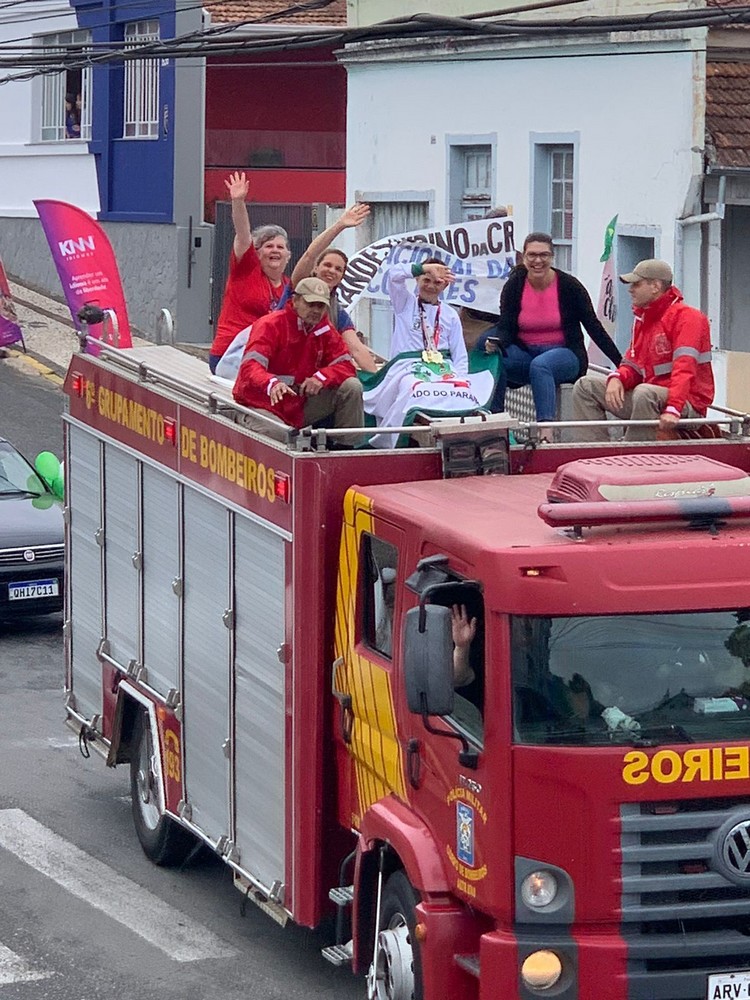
xmin=490 ymin=342 xmax=579 ymax=421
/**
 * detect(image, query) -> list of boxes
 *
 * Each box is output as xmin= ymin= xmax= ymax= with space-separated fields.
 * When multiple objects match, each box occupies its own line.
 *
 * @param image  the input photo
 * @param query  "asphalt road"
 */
xmin=0 ymin=358 xmax=359 ymax=1000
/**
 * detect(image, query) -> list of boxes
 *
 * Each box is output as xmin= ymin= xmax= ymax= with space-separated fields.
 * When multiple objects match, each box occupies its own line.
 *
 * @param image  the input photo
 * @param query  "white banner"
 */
xmin=339 ymin=217 xmax=518 ymax=315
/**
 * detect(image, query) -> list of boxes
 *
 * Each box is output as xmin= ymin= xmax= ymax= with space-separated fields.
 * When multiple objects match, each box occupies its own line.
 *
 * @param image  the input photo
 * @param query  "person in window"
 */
xmin=478 ymin=232 xmax=621 ymax=429
xmin=65 ymin=94 xmax=80 ymax=139
xmin=290 ymin=203 xmax=377 ymax=373
xmin=451 ymin=604 xmax=477 ymax=688
xmin=209 ymin=171 xmax=292 ymax=373
xmin=451 ymin=603 xmax=484 ymax=741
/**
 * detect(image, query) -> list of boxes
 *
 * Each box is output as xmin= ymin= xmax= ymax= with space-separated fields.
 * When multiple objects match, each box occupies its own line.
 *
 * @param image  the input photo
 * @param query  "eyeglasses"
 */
xmin=524 ymin=252 xmax=553 ymax=261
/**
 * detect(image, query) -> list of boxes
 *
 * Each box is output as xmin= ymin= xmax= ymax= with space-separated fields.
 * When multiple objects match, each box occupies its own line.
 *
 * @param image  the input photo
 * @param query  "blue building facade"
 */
xmin=71 ymin=0 xmax=176 ymax=223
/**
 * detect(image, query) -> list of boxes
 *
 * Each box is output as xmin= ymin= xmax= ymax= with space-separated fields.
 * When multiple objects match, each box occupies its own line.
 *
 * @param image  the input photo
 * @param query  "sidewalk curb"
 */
xmin=6 ymin=348 xmax=66 ymax=386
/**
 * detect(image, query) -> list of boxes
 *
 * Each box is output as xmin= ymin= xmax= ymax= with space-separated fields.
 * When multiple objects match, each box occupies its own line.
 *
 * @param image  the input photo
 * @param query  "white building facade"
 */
xmin=0 ymin=2 xmax=100 ymax=225
xmin=344 ymin=28 xmax=710 ymax=358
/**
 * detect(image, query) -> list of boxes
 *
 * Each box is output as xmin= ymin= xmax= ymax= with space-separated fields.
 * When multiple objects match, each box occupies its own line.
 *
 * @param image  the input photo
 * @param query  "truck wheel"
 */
xmin=130 ymin=710 xmax=196 ymax=867
xmin=369 ymin=869 xmax=423 ymax=1000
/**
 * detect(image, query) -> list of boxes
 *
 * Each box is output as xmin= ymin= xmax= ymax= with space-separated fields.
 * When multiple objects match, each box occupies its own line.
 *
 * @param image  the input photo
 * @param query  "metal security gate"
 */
xmin=210 ymin=202 xmax=319 ymax=328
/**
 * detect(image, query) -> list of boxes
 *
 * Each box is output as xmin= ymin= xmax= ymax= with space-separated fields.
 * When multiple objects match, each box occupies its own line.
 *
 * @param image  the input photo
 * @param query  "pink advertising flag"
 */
xmin=34 ymin=199 xmax=132 ymax=349
xmin=0 ymin=256 xmax=25 ymax=350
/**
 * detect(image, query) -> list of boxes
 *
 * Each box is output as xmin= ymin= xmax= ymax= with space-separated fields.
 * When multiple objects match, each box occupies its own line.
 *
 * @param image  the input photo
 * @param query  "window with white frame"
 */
xmin=38 ymin=30 xmax=92 ymax=142
xmin=533 ymin=142 xmax=576 ymax=271
xmin=123 ymin=20 xmax=160 ymax=139
xmin=449 ymin=144 xmax=493 ymax=222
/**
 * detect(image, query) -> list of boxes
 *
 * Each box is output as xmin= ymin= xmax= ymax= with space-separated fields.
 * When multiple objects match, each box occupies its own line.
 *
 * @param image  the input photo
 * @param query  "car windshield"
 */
xmin=512 ymin=610 xmax=750 ymax=746
xmin=0 ymin=442 xmax=47 ymax=496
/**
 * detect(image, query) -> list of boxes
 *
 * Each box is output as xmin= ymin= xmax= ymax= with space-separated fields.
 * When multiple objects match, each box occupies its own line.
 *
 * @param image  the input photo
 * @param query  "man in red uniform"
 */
xmin=233 ymin=277 xmax=363 ymax=439
xmin=572 ymin=259 xmax=714 ymax=440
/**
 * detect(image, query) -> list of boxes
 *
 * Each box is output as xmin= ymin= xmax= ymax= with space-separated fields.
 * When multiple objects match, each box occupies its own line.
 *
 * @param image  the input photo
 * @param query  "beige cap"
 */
xmin=619 ymin=259 xmax=673 ymax=284
xmin=294 ymin=277 xmax=330 ymax=304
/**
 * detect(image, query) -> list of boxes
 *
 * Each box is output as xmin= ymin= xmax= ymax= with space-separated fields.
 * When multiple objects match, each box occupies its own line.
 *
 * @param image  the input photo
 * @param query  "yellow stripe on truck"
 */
xmin=334 ymin=490 xmax=406 ymax=822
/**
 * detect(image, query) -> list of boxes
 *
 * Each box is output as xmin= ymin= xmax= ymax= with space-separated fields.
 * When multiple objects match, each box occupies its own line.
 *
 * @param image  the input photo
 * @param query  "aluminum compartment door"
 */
xmin=141 ymin=466 xmax=180 ymax=697
xmin=103 ymin=445 xmax=140 ymax=668
xmin=182 ymin=487 xmax=230 ymax=844
xmin=233 ymin=517 xmax=286 ymax=891
xmin=67 ymin=424 xmax=103 ymax=723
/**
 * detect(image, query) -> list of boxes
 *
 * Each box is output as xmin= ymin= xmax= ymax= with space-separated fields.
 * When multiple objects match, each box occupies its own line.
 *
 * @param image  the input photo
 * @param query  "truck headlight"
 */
xmin=521 ymin=870 xmax=558 ymax=909
xmin=521 ymin=950 xmax=563 ymax=990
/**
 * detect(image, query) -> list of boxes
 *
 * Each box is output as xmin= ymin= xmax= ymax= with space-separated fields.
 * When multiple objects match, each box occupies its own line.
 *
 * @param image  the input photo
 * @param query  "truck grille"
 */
xmin=0 ymin=544 xmax=64 ymax=565
xmin=620 ymin=797 xmax=750 ymax=1000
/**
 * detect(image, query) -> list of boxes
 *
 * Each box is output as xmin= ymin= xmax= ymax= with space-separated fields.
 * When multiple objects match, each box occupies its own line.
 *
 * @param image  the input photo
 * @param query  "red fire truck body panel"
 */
xmin=63 ymin=345 xmax=750 ymax=1000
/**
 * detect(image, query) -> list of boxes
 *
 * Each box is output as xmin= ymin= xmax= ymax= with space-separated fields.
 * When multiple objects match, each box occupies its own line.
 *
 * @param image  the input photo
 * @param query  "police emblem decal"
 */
xmin=456 ymin=802 xmax=475 ymax=867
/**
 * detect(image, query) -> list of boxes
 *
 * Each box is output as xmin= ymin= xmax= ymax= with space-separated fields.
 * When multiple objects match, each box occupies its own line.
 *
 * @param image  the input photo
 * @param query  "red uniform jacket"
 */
xmin=611 ymin=287 xmax=714 ymax=416
xmin=232 ymin=303 xmax=356 ymax=428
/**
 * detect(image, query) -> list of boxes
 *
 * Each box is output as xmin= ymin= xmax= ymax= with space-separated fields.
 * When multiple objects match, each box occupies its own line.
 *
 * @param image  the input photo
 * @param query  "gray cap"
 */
xmin=619 ymin=259 xmax=673 ymax=284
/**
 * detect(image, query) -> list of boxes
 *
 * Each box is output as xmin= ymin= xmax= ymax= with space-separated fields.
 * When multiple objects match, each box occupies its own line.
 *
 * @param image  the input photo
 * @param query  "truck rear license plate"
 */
xmin=8 ymin=579 xmax=59 ymax=600
xmin=708 ymin=971 xmax=750 ymax=999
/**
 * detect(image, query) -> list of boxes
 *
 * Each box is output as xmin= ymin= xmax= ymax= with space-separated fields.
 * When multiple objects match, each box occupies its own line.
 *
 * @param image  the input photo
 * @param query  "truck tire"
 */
xmin=130 ymin=710 xmax=197 ymax=867
xmin=369 ymin=869 xmax=424 ymax=1000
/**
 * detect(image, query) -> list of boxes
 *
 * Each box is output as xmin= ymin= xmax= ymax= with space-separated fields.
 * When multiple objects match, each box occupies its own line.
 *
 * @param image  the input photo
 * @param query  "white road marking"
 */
xmin=0 ymin=943 xmax=53 ymax=984
xmin=0 ymin=809 xmax=236 ymax=962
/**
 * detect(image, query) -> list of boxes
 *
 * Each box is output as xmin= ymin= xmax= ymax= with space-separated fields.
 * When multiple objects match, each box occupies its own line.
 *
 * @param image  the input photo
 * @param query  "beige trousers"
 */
xmin=571 ymin=374 xmax=699 ymax=442
xmin=239 ymin=377 xmax=364 ymax=443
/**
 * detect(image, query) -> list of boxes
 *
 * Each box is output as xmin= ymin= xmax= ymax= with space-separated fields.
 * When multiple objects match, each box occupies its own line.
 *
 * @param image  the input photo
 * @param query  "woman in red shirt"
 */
xmin=209 ymin=172 xmax=292 ymax=372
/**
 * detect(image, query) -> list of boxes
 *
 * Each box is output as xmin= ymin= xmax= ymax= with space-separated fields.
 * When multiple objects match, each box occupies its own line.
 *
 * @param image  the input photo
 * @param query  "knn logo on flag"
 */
xmin=34 ymin=199 xmax=132 ymax=350
xmin=58 ymin=236 xmax=96 ymax=257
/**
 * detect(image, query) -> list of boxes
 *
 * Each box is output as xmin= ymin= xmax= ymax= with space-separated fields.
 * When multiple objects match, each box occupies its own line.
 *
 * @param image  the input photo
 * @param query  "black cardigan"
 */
xmin=497 ymin=266 xmax=622 ymax=380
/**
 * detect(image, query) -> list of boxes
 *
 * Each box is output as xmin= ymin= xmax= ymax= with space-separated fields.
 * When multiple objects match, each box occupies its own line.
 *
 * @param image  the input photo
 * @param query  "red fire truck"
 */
xmin=63 ymin=343 xmax=750 ymax=1000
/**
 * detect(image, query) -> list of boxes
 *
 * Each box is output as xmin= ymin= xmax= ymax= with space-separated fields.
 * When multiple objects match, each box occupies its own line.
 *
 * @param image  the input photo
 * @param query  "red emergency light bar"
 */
xmin=538 ymin=495 xmax=750 ymax=530
xmin=164 ymin=418 xmax=177 ymax=446
xmin=70 ymin=371 xmax=85 ymax=396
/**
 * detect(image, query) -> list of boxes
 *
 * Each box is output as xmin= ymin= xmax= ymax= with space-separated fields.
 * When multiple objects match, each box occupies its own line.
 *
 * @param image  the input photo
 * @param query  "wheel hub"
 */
xmin=368 ymin=922 xmax=415 ymax=1000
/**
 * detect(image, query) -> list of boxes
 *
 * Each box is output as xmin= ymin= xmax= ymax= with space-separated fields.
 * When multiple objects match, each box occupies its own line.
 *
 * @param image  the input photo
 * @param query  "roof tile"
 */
xmin=204 ymin=0 xmax=346 ymax=26
xmin=706 ymin=61 xmax=750 ymax=168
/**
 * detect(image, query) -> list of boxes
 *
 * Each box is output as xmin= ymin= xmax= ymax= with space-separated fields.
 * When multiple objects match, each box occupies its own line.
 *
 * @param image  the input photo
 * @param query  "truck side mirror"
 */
xmin=403 ymin=605 xmax=455 ymax=717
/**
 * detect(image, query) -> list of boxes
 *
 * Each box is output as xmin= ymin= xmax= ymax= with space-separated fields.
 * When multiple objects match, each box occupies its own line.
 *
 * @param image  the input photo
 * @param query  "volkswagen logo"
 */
xmin=23 ymin=549 xmax=35 ymax=563
xmin=722 ymin=820 xmax=750 ymax=877
xmin=714 ymin=815 xmax=750 ymax=886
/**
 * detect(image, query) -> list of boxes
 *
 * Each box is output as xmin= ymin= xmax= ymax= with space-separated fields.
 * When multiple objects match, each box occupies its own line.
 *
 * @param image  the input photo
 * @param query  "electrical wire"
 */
xmin=1 ymin=2 xmax=749 ymax=83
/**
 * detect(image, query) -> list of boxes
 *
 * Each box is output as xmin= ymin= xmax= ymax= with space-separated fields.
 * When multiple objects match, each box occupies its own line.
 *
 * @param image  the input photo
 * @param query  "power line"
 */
xmin=1 ymin=3 xmax=749 ymax=83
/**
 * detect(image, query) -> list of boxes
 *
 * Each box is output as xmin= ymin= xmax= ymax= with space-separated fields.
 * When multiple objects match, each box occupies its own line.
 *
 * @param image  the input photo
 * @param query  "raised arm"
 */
xmin=291 ymin=203 xmax=370 ymax=285
xmin=451 ymin=604 xmax=477 ymax=688
xmin=226 ymin=171 xmax=252 ymax=261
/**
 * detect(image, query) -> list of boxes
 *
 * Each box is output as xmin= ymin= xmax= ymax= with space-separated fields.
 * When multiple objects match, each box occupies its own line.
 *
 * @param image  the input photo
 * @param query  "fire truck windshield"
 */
xmin=512 ymin=610 xmax=750 ymax=746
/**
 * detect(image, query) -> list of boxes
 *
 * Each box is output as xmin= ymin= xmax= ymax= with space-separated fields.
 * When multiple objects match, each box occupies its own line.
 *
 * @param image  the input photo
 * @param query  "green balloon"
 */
xmin=50 ymin=474 xmax=64 ymax=500
xmin=35 ymin=451 xmax=61 ymax=485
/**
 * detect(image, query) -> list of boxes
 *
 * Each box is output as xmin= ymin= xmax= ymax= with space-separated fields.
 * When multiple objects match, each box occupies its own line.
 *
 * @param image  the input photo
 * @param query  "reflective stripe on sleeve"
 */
xmin=653 ymin=362 xmax=673 ymax=376
xmin=623 ymin=359 xmax=645 ymax=376
xmin=327 ymin=353 xmax=353 ymax=366
xmin=246 ymin=351 xmax=269 ymax=368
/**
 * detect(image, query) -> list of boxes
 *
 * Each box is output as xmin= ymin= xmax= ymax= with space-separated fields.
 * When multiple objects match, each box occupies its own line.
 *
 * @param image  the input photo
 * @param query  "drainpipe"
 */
xmin=674 ymin=173 xmax=726 ymax=289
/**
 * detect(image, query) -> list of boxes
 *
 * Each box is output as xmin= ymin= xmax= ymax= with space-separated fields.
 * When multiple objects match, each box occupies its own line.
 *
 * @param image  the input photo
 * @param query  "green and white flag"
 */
xmin=590 ymin=214 xmax=618 ymax=365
